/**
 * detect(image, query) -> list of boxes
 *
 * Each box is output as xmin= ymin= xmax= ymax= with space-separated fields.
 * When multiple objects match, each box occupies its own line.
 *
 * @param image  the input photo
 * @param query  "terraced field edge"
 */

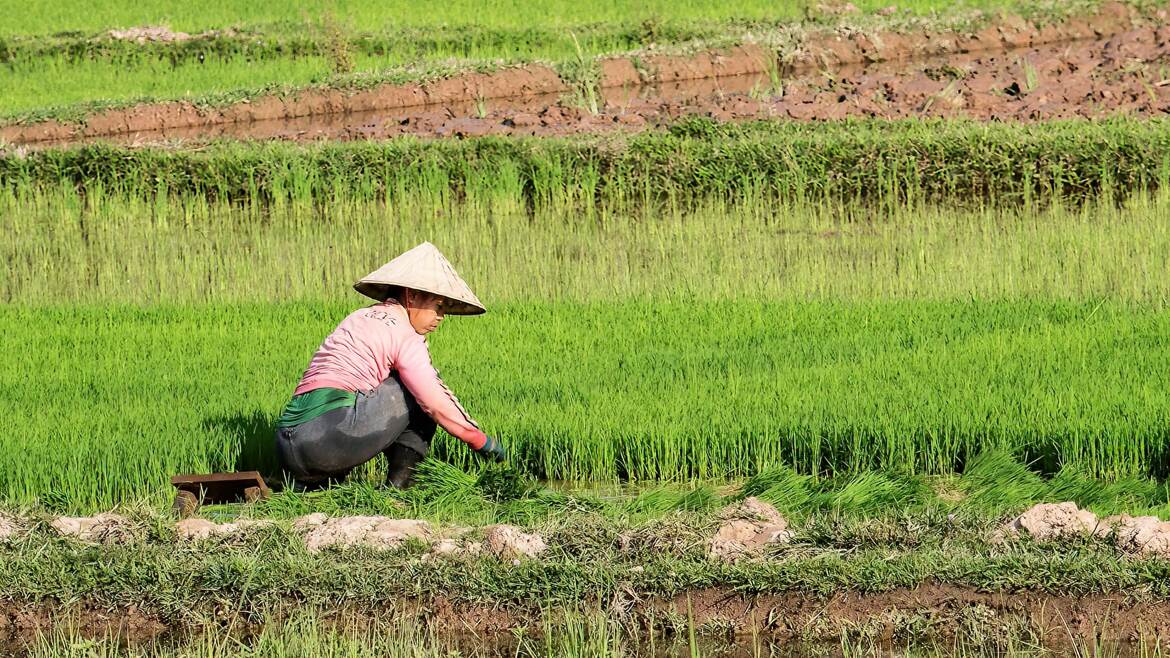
xmin=0 ymin=1 xmax=1155 ymax=140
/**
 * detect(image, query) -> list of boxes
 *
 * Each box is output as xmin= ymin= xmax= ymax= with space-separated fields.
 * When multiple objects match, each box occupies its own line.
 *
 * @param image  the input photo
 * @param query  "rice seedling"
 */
xmin=814 ymin=472 xmax=933 ymax=514
xmin=6 ymin=179 xmax=1170 ymax=306
xmin=1 ymin=124 xmax=1168 ymax=510
xmin=476 ymin=463 xmax=538 ymax=502
xmin=0 ymin=52 xmax=338 ymax=118
xmin=6 ymin=118 xmax=1170 ymax=209
xmin=738 ymin=466 xmax=816 ymax=512
xmin=958 ymin=451 xmax=1047 ymax=513
xmin=559 ymin=32 xmax=601 ymax=115
xmin=0 ymin=297 xmax=1166 ymax=510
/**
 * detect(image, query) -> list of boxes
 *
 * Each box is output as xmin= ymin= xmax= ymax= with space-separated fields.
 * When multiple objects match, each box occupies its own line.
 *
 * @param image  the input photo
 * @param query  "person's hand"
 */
xmin=476 ymin=435 xmax=506 ymax=462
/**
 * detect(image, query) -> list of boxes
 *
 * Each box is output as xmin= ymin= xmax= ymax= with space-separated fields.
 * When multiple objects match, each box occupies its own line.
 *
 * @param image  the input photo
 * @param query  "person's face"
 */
xmin=404 ymin=289 xmax=446 ymax=335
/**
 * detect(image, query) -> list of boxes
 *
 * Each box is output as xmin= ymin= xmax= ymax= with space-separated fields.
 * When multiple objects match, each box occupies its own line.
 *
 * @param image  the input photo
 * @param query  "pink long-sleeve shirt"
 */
xmin=293 ymin=302 xmax=488 ymax=450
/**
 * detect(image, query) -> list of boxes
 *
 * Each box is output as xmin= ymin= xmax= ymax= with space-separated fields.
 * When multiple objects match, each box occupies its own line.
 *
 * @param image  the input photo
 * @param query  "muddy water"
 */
xmin=12 ymin=22 xmax=1170 ymax=150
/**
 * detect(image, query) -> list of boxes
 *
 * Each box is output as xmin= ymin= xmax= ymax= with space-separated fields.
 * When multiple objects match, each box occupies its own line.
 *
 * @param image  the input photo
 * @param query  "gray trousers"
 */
xmin=274 ymin=374 xmax=436 ymax=482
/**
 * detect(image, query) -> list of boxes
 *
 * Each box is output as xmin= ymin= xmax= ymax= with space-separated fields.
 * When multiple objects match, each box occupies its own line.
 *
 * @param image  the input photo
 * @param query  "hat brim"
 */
xmin=354 ymin=282 xmax=486 ymax=316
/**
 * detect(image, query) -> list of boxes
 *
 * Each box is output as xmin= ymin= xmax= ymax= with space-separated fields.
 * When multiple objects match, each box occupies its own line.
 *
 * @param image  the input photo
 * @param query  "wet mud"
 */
xmin=2 ymin=3 xmax=1168 ymax=147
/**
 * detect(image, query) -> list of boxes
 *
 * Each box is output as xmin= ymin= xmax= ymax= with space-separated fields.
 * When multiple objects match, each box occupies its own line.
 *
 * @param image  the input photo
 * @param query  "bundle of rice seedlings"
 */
xmin=624 ymin=487 xmax=686 ymax=517
xmin=411 ymin=459 xmax=478 ymax=501
xmin=958 ymin=450 xmax=1045 ymax=513
xmin=815 ymin=472 xmax=930 ymax=515
xmin=738 ymin=465 xmax=814 ymax=512
xmin=674 ymin=485 xmax=719 ymax=512
xmin=475 ymin=464 xmax=537 ymax=503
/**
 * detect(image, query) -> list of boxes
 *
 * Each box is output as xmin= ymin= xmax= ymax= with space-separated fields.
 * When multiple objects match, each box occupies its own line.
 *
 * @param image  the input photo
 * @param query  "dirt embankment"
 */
xmin=2 ymin=3 xmax=1166 ymax=146
xmin=3 ymin=584 xmax=1170 ymax=648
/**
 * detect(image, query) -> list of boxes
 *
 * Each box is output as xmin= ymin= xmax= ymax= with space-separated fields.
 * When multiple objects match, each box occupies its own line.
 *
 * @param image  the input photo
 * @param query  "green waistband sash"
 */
xmin=275 ymin=387 xmax=357 ymax=428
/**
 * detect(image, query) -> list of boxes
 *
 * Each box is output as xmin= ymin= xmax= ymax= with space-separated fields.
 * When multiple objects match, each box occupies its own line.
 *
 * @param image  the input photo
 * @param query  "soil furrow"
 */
xmin=4 ymin=584 xmax=1170 ymax=649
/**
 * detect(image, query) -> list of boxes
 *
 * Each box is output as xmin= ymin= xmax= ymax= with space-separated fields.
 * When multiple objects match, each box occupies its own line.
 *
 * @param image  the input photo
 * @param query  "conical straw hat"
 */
xmin=354 ymin=242 xmax=486 ymax=315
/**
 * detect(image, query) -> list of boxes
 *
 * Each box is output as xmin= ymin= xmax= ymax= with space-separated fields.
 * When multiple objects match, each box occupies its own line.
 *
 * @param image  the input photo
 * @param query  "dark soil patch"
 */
xmin=653 ymin=584 xmax=1170 ymax=643
xmin=2 ymin=3 xmax=1166 ymax=147
xmin=0 ymin=600 xmax=169 ymax=647
xmin=4 ymin=584 xmax=1170 ymax=649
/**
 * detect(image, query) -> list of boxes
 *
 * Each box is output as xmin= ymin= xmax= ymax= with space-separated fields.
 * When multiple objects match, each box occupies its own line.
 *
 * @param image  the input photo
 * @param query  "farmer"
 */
xmin=274 ymin=242 xmax=504 ymax=490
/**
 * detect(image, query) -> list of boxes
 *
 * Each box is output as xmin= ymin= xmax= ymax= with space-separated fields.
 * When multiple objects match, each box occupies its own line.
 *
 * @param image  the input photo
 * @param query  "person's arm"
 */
xmin=395 ymin=336 xmax=489 ymax=450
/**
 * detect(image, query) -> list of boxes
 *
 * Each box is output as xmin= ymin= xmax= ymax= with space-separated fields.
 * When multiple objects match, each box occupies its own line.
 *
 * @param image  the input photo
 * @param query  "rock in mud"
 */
xmin=50 ymin=513 xmax=134 ymax=544
xmin=483 ymin=525 xmax=547 ymax=559
xmin=709 ymin=497 xmax=793 ymax=561
xmin=302 ymin=516 xmax=433 ymax=553
xmin=1105 ymin=515 xmax=1170 ymax=557
xmin=1000 ymin=502 xmax=1101 ymax=542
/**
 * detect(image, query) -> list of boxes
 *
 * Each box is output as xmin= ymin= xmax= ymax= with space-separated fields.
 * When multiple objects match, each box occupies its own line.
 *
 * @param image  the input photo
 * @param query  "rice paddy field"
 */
xmin=4 ymin=0 xmax=1170 ymax=655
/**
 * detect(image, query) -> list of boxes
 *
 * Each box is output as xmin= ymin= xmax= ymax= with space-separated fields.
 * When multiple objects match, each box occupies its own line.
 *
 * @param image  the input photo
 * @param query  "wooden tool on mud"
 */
xmin=170 ymin=471 xmax=270 ymax=517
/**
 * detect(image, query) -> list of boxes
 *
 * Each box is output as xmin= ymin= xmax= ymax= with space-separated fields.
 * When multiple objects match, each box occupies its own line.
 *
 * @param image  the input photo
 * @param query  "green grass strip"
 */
xmin=6 ymin=118 xmax=1170 ymax=208
xmin=1 ymin=513 xmax=1169 ymax=613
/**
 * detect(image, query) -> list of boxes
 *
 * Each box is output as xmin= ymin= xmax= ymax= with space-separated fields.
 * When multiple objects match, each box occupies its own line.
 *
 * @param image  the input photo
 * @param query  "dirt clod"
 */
xmin=999 ymin=502 xmax=1100 ymax=541
xmin=174 ymin=519 xmax=224 ymax=541
xmin=291 ymin=513 xmax=328 ymax=532
xmin=483 ymin=525 xmax=547 ymax=559
xmin=815 ymin=2 xmax=860 ymax=16
xmin=0 ymin=515 xmax=21 ymax=542
xmin=710 ymin=497 xmax=792 ymax=560
xmin=427 ymin=538 xmax=485 ymax=559
xmin=302 ymin=516 xmax=433 ymax=552
xmin=1107 ymin=515 xmax=1170 ymax=557
xmin=173 ymin=518 xmax=273 ymax=541
xmin=50 ymin=513 xmax=134 ymax=544
xmin=366 ymin=519 xmax=434 ymax=549
xmin=107 ymin=26 xmax=192 ymax=43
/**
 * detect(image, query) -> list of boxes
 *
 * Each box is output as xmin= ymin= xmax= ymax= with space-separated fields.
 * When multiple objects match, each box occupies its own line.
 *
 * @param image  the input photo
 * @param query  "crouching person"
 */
xmin=274 ymin=242 xmax=505 ymax=490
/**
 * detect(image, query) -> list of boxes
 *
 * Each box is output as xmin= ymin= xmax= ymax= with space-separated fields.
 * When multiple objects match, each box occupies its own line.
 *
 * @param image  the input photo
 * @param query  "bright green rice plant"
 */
xmin=813 ymin=472 xmax=932 ymax=515
xmin=738 ymin=466 xmax=815 ymax=512
xmin=958 ymin=451 xmax=1047 ymax=513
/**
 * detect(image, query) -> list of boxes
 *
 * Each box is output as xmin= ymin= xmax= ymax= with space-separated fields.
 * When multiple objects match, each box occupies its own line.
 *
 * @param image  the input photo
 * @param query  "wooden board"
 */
xmin=170 ymin=471 xmax=269 ymax=504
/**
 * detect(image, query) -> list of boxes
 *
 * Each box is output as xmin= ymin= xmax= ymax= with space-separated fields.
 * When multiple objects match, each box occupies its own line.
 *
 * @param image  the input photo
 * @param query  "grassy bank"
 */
xmin=4 ymin=495 xmax=1170 ymax=613
xmin=6 ymin=461 xmax=1170 ymax=653
xmin=6 ymin=119 xmax=1170 ymax=207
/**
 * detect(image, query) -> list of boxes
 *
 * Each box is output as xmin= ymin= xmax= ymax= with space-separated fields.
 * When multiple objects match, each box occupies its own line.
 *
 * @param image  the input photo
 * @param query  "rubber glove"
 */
xmin=476 ymin=435 xmax=507 ymax=462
